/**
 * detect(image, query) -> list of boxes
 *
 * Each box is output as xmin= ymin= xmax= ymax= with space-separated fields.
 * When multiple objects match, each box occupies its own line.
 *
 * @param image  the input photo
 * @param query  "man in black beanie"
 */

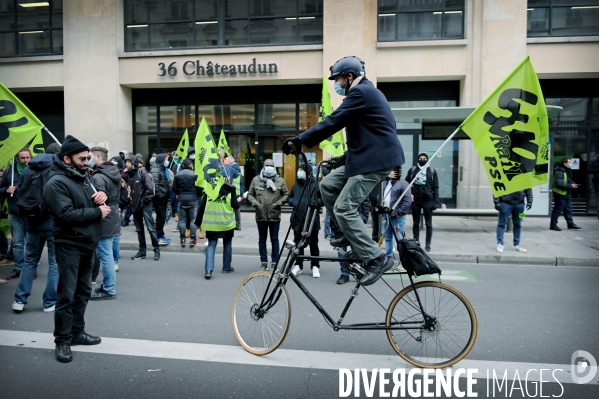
xmin=43 ymin=135 xmax=111 ymax=363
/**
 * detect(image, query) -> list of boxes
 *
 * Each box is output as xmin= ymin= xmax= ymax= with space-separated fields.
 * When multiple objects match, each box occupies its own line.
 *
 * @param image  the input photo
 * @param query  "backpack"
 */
xmin=17 ymin=168 xmax=49 ymax=219
xmin=118 ymin=178 xmax=131 ymax=210
xmin=398 ymin=237 xmax=442 ymax=277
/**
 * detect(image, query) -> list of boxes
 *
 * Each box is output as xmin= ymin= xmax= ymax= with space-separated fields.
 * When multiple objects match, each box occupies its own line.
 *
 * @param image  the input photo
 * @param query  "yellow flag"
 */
xmin=458 ymin=57 xmax=549 ymax=197
xmin=29 ymin=131 xmax=45 ymax=157
xmin=0 ymin=198 xmax=9 ymax=237
xmin=217 ymin=129 xmax=230 ymax=157
xmin=176 ymin=129 xmax=190 ymax=158
xmin=318 ymin=76 xmax=346 ymax=157
xmin=194 ymin=117 xmax=224 ymax=201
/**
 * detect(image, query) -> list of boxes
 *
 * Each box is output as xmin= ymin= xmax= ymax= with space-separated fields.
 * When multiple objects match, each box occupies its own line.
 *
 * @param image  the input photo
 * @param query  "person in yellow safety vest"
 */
xmin=550 ymin=158 xmax=581 ymax=231
xmin=195 ymin=184 xmax=239 ymax=279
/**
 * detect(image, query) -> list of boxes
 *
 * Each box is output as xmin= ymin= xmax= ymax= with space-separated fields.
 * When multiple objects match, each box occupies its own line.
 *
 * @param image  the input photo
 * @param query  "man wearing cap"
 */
xmin=43 ymin=135 xmax=111 ymax=363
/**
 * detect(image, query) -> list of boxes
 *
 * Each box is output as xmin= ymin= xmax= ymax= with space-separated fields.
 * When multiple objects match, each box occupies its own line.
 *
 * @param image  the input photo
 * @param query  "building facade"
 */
xmin=1 ymin=0 xmax=598 ymax=214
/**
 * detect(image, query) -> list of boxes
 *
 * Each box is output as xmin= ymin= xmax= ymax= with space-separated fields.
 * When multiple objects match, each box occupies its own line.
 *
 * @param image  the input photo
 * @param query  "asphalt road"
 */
xmin=1 ymin=250 xmax=598 ymax=399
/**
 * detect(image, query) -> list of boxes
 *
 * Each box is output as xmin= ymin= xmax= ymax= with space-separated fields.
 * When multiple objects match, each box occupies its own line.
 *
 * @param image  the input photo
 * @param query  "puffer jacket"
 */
xmin=172 ymin=167 xmax=202 ymax=202
xmin=406 ymin=165 xmax=439 ymax=204
xmin=494 ymin=189 xmax=533 ymax=207
xmin=150 ymin=154 xmax=169 ymax=199
xmin=127 ymin=157 xmax=155 ymax=213
xmin=43 ymin=154 xmax=102 ymax=250
xmin=247 ymin=172 xmax=289 ymax=222
xmin=93 ymin=162 xmax=122 ymax=238
xmin=18 ymin=154 xmax=54 ymax=232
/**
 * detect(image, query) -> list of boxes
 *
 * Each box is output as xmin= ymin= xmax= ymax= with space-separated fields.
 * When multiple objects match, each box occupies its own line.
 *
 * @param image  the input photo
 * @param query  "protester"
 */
xmin=89 ymin=147 xmax=121 ymax=300
xmin=247 ymin=159 xmax=289 ymax=271
xmin=0 ymin=149 xmax=31 ymax=279
xmin=172 ymin=159 xmax=202 ymax=247
xmin=150 ymin=154 xmax=171 ymax=246
xmin=288 ymin=163 xmax=323 ymax=278
xmin=12 ymin=143 xmax=61 ymax=312
xmin=126 ymin=155 xmax=160 ymax=260
xmin=589 ymin=155 xmax=599 ymax=220
xmin=379 ymin=168 xmax=411 ymax=260
xmin=494 ymin=189 xmax=533 ymax=253
xmin=43 ymin=135 xmax=110 ymax=363
xmin=196 ymin=184 xmax=239 ymax=279
xmin=550 ymin=158 xmax=581 ymax=231
xmin=405 ymin=152 xmax=439 ymax=252
xmin=0 ymin=167 xmax=9 ymax=276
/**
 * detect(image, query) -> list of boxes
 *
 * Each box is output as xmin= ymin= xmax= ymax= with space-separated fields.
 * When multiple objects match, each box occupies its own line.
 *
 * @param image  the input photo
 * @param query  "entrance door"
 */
xmin=553 ymin=134 xmax=588 ymax=214
xmin=417 ymin=137 xmax=459 ymax=208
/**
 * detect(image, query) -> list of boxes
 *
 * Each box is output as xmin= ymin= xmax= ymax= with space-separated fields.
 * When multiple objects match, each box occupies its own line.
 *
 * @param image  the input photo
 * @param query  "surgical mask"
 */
xmin=189 ymin=154 xmax=195 ymax=160
xmin=418 ymin=159 xmax=427 ymax=167
xmin=334 ymin=81 xmax=345 ymax=96
xmin=264 ymin=166 xmax=275 ymax=175
xmin=567 ymin=163 xmax=572 ymax=169
xmin=164 ymin=160 xmax=169 ymax=167
xmin=89 ymin=157 xmax=96 ymax=169
xmin=297 ymin=171 xmax=305 ymax=180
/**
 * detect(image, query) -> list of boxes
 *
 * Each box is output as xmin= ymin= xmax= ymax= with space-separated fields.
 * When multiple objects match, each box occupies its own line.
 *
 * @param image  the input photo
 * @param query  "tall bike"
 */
xmin=231 ymin=152 xmax=478 ymax=368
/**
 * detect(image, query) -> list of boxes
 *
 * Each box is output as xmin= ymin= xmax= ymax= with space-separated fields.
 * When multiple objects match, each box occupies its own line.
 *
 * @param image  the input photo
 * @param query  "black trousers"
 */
xmin=153 ymin=196 xmax=169 ymax=239
xmin=370 ymin=208 xmax=379 ymax=241
xmin=91 ymin=252 xmax=100 ymax=281
xmin=293 ymin=229 xmax=320 ymax=268
xmin=411 ymin=200 xmax=434 ymax=247
xmin=54 ymin=243 xmax=94 ymax=344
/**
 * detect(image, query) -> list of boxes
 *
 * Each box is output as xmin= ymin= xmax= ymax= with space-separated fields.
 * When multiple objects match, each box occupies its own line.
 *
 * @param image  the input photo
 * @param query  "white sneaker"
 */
xmin=43 ymin=305 xmax=55 ymax=313
xmin=12 ymin=301 xmax=24 ymax=312
xmin=496 ymin=243 xmax=504 ymax=253
xmin=0 ymin=278 xmax=6 ymax=285
xmin=203 ymin=241 xmax=209 ymax=247
xmin=515 ymin=245 xmax=527 ymax=253
xmin=115 ymin=263 xmax=119 ymax=272
xmin=291 ymin=265 xmax=302 ymax=276
xmin=312 ymin=266 xmax=320 ymax=278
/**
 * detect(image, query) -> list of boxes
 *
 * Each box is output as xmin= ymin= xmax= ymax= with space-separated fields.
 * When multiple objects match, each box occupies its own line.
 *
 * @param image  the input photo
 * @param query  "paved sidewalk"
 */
xmin=119 ymin=212 xmax=599 ymax=266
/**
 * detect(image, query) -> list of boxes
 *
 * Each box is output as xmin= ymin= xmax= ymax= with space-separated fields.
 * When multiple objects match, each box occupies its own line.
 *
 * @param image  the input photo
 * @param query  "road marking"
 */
xmin=1 ymin=329 xmax=592 ymax=385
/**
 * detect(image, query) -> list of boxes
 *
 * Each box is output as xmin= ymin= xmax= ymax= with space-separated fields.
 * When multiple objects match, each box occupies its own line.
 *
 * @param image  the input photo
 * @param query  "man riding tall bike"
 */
xmin=282 ymin=56 xmax=405 ymax=286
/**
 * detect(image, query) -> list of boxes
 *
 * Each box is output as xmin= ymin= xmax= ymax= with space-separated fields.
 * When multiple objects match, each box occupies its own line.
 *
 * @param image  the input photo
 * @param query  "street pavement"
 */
xmin=1 ymin=249 xmax=599 ymax=398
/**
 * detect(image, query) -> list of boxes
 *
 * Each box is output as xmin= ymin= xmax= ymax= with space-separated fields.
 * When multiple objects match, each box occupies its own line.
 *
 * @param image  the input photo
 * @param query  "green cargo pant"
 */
xmin=320 ymin=165 xmax=391 ymax=263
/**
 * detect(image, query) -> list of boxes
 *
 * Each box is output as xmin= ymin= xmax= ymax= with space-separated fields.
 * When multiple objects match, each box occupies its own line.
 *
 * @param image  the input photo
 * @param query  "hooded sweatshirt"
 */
xmin=93 ymin=162 xmax=122 ymax=238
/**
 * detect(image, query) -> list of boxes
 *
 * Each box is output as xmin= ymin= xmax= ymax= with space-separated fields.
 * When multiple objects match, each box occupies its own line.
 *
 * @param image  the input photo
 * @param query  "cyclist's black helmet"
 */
xmin=328 ymin=56 xmax=365 ymax=81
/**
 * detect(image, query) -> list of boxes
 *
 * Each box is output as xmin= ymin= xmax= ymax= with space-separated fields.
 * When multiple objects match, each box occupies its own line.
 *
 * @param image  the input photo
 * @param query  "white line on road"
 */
xmin=1 ymin=329 xmax=593 ymax=386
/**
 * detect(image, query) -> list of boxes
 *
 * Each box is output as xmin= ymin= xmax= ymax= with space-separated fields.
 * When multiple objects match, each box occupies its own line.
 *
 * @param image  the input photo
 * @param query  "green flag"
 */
xmin=318 ymin=76 xmax=346 ymax=157
xmin=0 ymin=198 xmax=9 ymax=238
xmin=176 ymin=129 xmax=190 ymax=158
xmin=217 ymin=129 xmax=230 ymax=157
xmin=29 ymin=131 xmax=45 ymax=157
xmin=458 ymin=57 xmax=549 ymax=197
xmin=194 ymin=117 xmax=224 ymax=201
xmin=0 ymin=82 xmax=44 ymax=164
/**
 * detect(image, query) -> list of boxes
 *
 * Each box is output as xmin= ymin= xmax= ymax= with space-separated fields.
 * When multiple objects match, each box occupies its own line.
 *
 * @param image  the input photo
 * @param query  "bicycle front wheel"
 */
xmin=232 ymin=271 xmax=291 ymax=355
xmin=386 ymin=281 xmax=477 ymax=368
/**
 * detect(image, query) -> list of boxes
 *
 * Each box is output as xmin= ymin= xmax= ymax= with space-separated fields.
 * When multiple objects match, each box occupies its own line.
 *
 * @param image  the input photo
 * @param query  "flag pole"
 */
xmin=10 ymin=157 xmax=14 ymax=197
xmin=43 ymin=126 xmax=61 ymax=145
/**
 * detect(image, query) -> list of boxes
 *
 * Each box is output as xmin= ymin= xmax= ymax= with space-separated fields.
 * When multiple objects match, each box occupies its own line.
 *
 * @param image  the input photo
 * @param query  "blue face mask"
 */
xmin=334 ymin=81 xmax=345 ymax=96
xmin=164 ymin=160 xmax=169 ymax=167
xmin=297 ymin=171 xmax=305 ymax=180
xmin=567 ymin=163 xmax=572 ymax=169
xmin=89 ymin=157 xmax=95 ymax=169
xmin=264 ymin=166 xmax=275 ymax=175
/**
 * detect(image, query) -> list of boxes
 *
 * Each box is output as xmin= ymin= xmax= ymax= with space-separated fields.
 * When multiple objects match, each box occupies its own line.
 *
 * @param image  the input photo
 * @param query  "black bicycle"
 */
xmin=231 ymin=152 xmax=478 ymax=368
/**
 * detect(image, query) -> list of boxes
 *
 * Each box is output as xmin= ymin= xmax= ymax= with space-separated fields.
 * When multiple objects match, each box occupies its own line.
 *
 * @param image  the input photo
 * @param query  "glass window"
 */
xmin=298 ymin=16 xmax=322 ymax=43
xmin=527 ymin=1 xmax=599 ymax=37
xmin=52 ymin=0 xmax=63 ymax=28
xmin=225 ymin=0 xmax=248 ymax=18
xmin=258 ymin=104 xmax=296 ymax=130
xmin=160 ymin=105 xmax=196 ymax=131
xmin=546 ymin=98 xmax=588 ymax=127
xmin=229 ymin=104 xmax=255 ymax=130
xmin=136 ymin=106 xmax=158 ymax=132
xmin=299 ymin=103 xmax=318 ymax=131
xmin=592 ymin=98 xmax=599 ymax=126
xmin=150 ymin=23 xmax=194 ymax=48
xmin=18 ymin=30 xmax=51 ymax=55
xmin=0 ymin=33 xmax=16 ymax=57
xmin=135 ymin=135 xmax=159 ymax=162
xmin=249 ymin=18 xmax=296 ymax=45
xmin=196 ymin=0 xmax=218 ymax=20
xmin=52 ymin=29 xmax=62 ymax=53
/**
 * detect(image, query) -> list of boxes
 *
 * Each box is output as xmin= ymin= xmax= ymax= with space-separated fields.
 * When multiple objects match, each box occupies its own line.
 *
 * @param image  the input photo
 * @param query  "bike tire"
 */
xmin=232 ymin=271 xmax=291 ymax=356
xmin=386 ymin=281 xmax=477 ymax=368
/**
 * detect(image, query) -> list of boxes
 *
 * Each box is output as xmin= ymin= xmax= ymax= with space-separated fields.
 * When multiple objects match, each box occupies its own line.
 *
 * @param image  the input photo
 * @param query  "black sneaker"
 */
xmin=90 ymin=287 xmax=116 ymax=301
xmin=222 ymin=268 xmax=235 ymax=273
xmin=55 ymin=343 xmax=72 ymax=363
xmin=425 ymin=245 xmax=431 ymax=252
xmin=71 ymin=332 xmax=101 ymax=346
xmin=549 ymin=225 xmax=561 ymax=231
xmin=336 ymin=274 xmax=350 ymax=284
xmin=567 ymin=224 xmax=581 ymax=230
xmin=360 ymin=255 xmax=394 ymax=286
xmin=5 ymin=269 xmax=20 ymax=280
xmin=154 ymin=251 xmax=160 ymax=261
xmin=131 ymin=251 xmax=146 ymax=260
xmin=205 ymin=270 xmax=212 ymax=280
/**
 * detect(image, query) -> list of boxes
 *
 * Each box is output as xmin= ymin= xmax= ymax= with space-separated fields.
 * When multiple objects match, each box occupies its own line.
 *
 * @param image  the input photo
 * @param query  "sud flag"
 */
xmin=0 ymin=82 xmax=44 ymax=164
xmin=217 ymin=129 xmax=230 ymax=157
xmin=194 ymin=117 xmax=224 ymax=201
xmin=176 ymin=128 xmax=190 ymax=159
xmin=458 ymin=56 xmax=549 ymax=197
xmin=318 ymin=76 xmax=346 ymax=157
xmin=29 ymin=131 xmax=45 ymax=157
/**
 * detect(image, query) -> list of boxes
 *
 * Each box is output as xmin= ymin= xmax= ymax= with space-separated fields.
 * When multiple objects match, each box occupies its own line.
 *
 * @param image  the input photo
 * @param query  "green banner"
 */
xmin=0 ymin=198 xmax=9 ymax=237
xmin=29 ymin=131 xmax=45 ymax=157
xmin=458 ymin=57 xmax=549 ymax=197
xmin=218 ymin=129 xmax=230 ymax=157
xmin=0 ymin=82 xmax=44 ymax=164
xmin=194 ymin=117 xmax=224 ymax=201
xmin=176 ymin=128 xmax=190 ymax=159
xmin=318 ymin=76 xmax=346 ymax=157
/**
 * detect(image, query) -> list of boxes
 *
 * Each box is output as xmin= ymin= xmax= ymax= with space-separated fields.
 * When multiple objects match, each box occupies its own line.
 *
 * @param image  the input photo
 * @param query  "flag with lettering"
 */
xmin=458 ymin=57 xmax=549 ymax=197
xmin=194 ymin=117 xmax=224 ymax=201
xmin=218 ymin=129 xmax=230 ymax=157
xmin=29 ymin=131 xmax=45 ymax=157
xmin=176 ymin=128 xmax=190 ymax=159
xmin=318 ymin=76 xmax=346 ymax=157
xmin=0 ymin=82 xmax=44 ymax=164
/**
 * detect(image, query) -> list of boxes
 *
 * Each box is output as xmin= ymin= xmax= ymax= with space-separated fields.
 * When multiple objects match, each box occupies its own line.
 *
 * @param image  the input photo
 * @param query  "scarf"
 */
xmin=16 ymin=162 xmax=26 ymax=175
xmin=259 ymin=168 xmax=277 ymax=191
xmin=415 ymin=164 xmax=427 ymax=186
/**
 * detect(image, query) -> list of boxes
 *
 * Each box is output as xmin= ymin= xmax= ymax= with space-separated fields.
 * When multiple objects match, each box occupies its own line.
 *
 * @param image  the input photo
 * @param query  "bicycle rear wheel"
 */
xmin=232 ymin=271 xmax=291 ymax=355
xmin=386 ymin=281 xmax=477 ymax=368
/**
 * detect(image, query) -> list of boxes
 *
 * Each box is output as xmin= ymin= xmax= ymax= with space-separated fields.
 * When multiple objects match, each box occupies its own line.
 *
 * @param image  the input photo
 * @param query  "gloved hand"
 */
xmin=526 ymin=202 xmax=532 ymax=210
xmin=282 ymin=136 xmax=303 ymax=155
xmin=494 ymin=203 xmax=502 ymax=211
xmin=375 ymin=205 xmax=390 ymax=215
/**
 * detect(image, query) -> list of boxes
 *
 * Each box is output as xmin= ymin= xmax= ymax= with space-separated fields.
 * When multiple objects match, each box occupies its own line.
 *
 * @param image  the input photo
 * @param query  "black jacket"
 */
xmin=406 ymin=166 xmax=439 ymax=204
xmin=150 ymin=162 xmax=169 ymax=200
xmin=18 ymin=154 xmax=54 ymax=232
xmin=299 ymin=77 xmax=405 ymax=177
xmin=93 ymin=162 xmax=122 ymax=238
xmin=43 ymin=155 xmax=102 ymax=250
xmin=172 ymin=168 xmax=202 ymax=202
xmin=553 ymin=165 xmax=576 ymax=199
xmin=287 ymin=176 xmax=323 ymax=232
xmin=0 ymin=163 xmax=24 ymax=215
xmin=494 ymin=189 xmax=533 ymax=207
xmin=127 ymin=162 xmax=155 ymax=213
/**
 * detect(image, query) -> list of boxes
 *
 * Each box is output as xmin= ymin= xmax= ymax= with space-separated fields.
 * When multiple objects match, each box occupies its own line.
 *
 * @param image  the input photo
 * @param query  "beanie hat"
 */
xmin=110 ymin=155 xmax=125 ymax=170
xmin=60 ymin=135 xmax=89 ymax=157
xmin=155 ymin=154 xmax=167 ymax=165
xmin=125 ymin=155 xmax=138 ymax=167
xmin=187 ymin=146 xmax=195 ymax=155
xmin=417 ymin=152 xmax=429 ymax=160
xmin=299 ymin=163 xmax=312 ymax=174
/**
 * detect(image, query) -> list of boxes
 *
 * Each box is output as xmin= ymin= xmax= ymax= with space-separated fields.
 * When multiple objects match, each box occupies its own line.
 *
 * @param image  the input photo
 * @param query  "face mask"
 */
xmin=189 ymin=155 xmax=195 ymax=160
xmin=418 ymin=159 xmax=427 ymax=166
xmin=164 ymin=160 xmax=169 ymax=167
xmin=264 ymin=166 xmax=275 ymax=175
xmin=89 ymin=157 xmax=96 ymax=169
xmin=567 ymin=163 xmax=572 ymax=169
xmin=334 ymin=81 xmax=345 ymax=96
xmin=297 ymin=171 xmax=305 ymax=180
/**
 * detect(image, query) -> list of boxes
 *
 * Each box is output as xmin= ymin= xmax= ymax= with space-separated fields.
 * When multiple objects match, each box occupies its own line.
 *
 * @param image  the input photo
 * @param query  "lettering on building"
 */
xmin=158 ymin=58 xmax=278 ymax=77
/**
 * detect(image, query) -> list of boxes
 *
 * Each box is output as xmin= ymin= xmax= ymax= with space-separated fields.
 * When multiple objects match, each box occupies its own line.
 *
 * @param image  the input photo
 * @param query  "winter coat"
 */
xmin=172 ymin=168 xmax=201 ymax=202
xmin=127 ymin=161 xmax=155 ymax=213
xmin=299 ymin=77 xmax=405 ymax=178
xmin=494 ymin=189 xmax=533 ymax=207
xmin=553 ymin=165 xmax=576 ymax=199
xmin=385 ymin=179 xmax=412 ymax=218
xmin=92 ymin=162 xmax=122 ymax=238
xmin=42 ymin=154 xmax=102 ymax=250
xmin=406 ymin=166 xmax=439 ymax=204
xmin=287 ymin=176 xmax=323 ymax=231
xmin=0 ymin=162 xmax=24 ymax=215
xmin=150 ymin=162 xmax=169 ymax=199
xmin=247 ymin=173 xmax=289 ymax=222
xmin=195 ymin=184 xmax=240 ymax=240
xmin=18 ymin=154 xmax=54 ymax=232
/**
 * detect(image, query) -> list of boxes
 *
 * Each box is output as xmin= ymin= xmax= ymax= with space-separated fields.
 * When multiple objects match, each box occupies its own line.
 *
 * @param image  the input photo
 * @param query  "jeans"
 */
xmin=293 ymin=229 xmax=320 ymax=269
xmin=205 ymin=237 xmax=232 ymax=271
xmin=235 ymin=209 xmax=241 ymax=228
xmin=178 ymin=201 xmax=198 ymax=240
xmin=256 ymin=221 xmax=280 ymax=264
xmin=133 ymin=204 xmax=159 ymax=252
xmin=332 ymin=230 xmax=350 ymax=276
xmin=324 ymin=211 xmax=331 ymax=238
xmin=496 ymin=202 xmax=525 ymax=246
xmin=153 ymin=196 xmax=169 ymax=239
xmin=7 ymin=214 xmax=25 ymax=271
xmin=383 ymin=215 xmax=406 ymax=259
xmin=113 ymin=235 xmax=120 ymax=264
xmin=54 ymin=243 xmax=94 ymax=344
xmin=15 ymin=231 xmax=58 ymax=309
xmin=95 ymin=237 xmax=117 ymax=295
xmin=551 ymin=195 xmax=575 ymax=227
xmin=412 ymin=201 xmax=434 ymax=247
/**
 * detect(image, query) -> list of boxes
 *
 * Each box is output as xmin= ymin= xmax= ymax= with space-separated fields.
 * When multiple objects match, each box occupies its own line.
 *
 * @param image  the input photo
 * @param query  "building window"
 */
xmin=527 ymin=1 xmax=599 ymax=37
xmin=0 ymin=0 xmax=63 ymax=57
xmin=124 ymin=0 xmax=323 ymax=51
xmin=377 ymin=0 xmax=464 ymax=42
